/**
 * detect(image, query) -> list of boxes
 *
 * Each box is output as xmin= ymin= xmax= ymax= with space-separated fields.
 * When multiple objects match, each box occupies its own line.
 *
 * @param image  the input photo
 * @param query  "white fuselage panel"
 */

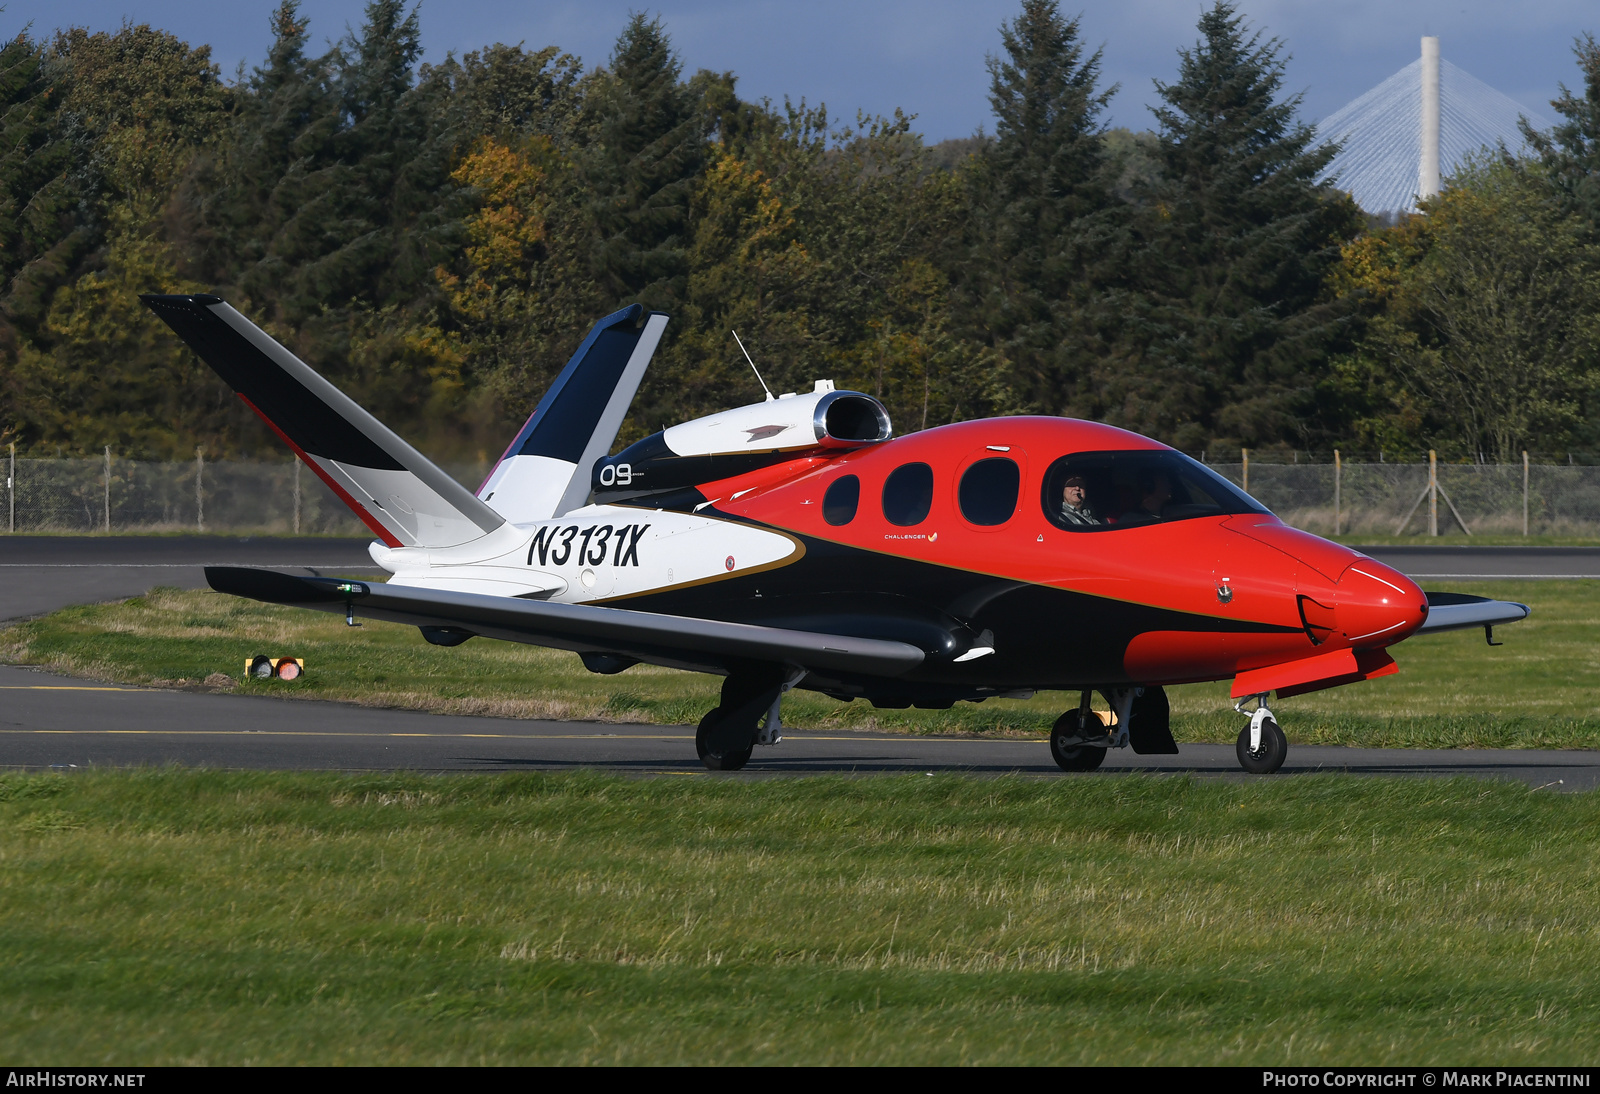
xmin=381 ymin=506 xmax=803 ymax=605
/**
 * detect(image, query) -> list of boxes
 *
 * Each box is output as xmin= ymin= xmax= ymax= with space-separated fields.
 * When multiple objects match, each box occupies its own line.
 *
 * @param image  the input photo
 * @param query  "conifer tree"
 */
xmin=0 ymin=31 xmax=78 ymax=349
xmin=584 ymin=14 xmax=708 ymax=309
xmin=204 ymin=1 xmax=339 ymax=316
xmin=1102 ymin=1 xmax=1360 ymax=451
xmin=306 ymin=0 xmax=452 ymax=312
xmin=962 ymin=0 xmax=1115 ymax=415
xmin=1524 ymin=34 xmax=1600 ymax=230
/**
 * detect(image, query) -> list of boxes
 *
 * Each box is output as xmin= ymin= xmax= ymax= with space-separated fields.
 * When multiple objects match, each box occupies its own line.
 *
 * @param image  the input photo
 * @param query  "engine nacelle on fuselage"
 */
xmin=592 ymin=382 xmax=891 ymax=506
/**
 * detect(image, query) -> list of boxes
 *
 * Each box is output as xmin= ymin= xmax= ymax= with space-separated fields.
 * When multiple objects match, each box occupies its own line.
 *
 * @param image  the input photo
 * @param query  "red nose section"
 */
xmin=1337 ymin=559 xmax=1427 ymax=647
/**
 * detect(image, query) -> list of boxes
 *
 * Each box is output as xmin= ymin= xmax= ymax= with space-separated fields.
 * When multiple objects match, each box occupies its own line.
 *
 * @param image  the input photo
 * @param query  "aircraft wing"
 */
xmin=206 ymin=566 xmax=926 ymax=679
xmin=142 ymin=293 xmax=504 ymax=550
xmin=1415 ymin=591 xmax=1531 ymax=634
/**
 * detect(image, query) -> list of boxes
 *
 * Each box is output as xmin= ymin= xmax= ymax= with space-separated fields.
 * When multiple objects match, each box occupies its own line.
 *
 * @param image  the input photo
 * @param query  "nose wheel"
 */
xmin=1234 ymin=694 xmax=1287 ymax=774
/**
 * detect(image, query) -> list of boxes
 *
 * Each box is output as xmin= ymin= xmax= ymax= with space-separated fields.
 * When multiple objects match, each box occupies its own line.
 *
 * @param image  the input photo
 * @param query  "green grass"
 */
xmin=1 ymin=769 xmax=1597 ymax=1064
xmin=3 ymin=580 xmax=1599 ymax=748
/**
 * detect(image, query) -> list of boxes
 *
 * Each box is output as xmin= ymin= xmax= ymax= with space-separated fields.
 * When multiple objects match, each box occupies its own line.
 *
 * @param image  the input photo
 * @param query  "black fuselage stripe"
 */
xmin=606 ymin=519 xmax=1300 ymax=689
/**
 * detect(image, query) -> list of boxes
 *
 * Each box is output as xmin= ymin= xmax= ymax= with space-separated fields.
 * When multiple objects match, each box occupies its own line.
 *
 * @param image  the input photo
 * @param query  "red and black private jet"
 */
xmin=143 ymin=297 xmax=1529 ymax=773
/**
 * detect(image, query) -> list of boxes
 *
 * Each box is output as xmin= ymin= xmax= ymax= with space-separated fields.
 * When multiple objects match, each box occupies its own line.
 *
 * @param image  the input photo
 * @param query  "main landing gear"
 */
xmin=1233 ymin=693 xmax=1288 ymax=774
xmin=1050 ymin=686 xmax=1180 ymax=772
xmin=1049 ymin=690 xmax=1115 ymax=771
xmin=695 ymin=667 xmax=799 ymax=771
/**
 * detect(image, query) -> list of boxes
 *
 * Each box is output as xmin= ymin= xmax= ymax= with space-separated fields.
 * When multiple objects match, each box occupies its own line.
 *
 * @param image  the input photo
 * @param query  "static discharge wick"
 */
xmin=731 ymin=330 xmax=774 ymax=403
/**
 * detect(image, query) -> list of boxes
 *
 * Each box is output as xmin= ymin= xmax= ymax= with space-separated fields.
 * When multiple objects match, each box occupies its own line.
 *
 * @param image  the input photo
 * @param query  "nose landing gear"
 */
xmin=1233 ymin=693 xmax=1287 ymax=774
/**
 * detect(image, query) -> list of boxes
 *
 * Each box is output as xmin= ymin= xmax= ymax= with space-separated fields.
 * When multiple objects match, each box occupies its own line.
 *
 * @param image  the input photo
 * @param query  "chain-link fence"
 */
xmin=1209 ymin=459 xmax=1600 ymax=537
xmin=2 ymin=451 xmax=1596 ymax=537
xmin=1 ymin=452 xmax=489 ymax=535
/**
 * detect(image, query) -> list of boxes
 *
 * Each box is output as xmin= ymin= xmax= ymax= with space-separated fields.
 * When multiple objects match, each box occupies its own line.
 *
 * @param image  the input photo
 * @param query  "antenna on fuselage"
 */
xmin=731 ymin=330 xmax=774 ymax=402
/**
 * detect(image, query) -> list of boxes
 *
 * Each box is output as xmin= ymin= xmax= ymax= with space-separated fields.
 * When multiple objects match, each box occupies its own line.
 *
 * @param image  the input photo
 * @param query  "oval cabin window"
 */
xmin=882 ymin=462 xmax=934 ymax=526
xmin=958 ymin=457 xmax=1020 ymax=526
xmin=822 ymin=475 xmax=860 ymax=526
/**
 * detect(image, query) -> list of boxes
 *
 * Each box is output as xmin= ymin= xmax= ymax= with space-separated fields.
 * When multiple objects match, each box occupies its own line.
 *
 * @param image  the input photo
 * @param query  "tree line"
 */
xmin=3 ymin=0 xmax=1599 ymax=465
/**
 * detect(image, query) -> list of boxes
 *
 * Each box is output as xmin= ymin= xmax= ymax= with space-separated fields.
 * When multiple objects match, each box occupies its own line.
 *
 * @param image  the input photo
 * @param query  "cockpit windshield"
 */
xmin=1041 ymin=450 xmax=1269 ymax=531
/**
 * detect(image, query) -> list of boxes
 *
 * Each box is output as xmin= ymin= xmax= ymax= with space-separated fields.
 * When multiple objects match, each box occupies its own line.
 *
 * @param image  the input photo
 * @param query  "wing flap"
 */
xmin=206 ymin=566 xmax=924 ymax=678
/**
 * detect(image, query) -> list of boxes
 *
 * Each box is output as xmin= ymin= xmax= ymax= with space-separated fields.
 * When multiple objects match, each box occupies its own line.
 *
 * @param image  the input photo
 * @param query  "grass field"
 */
xmin=1 ymin=769 xmax=1597 ymax=1064
xmin=2 ymin=580 xmax=1598 ymax=748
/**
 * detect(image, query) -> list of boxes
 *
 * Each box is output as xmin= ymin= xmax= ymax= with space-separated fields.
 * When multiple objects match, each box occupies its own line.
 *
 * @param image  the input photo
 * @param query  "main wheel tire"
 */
xmin=1050 ymin=711 xmax=1107 ymax=772
xmin=1235 ymin=717 xmax=1288 ymax=774
xmin=696 ymin=707 xmax=755 ymax=771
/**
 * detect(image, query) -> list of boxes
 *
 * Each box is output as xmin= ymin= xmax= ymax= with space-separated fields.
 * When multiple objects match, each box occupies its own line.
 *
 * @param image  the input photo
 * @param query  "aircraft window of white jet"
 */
xmin=882 ymin=462 xmax=934 ymax=526
xmin=1041 ymin=451 xmax=1269 ymax=532
xmin=822 ymin=475 xmax=860 ymax=526
xmin=958 ymin=457 xmax=1020 ymax=526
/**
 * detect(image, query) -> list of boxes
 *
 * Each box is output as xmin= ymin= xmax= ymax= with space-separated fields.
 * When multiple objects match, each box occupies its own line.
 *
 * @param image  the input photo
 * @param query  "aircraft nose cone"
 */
xmin=1337 ymin=559 xmax=1427 ymax=647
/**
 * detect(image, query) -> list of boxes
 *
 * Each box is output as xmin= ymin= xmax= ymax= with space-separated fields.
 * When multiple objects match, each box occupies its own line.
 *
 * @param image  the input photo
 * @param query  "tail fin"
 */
xmin=478 ymin=304 xmax=668 ymax=522
xmin=142 ymin=294 xmax=505 ymax=549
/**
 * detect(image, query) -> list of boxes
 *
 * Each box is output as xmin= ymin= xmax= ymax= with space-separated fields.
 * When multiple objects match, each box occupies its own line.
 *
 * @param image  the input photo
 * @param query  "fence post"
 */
xmin=195 ymin=446 xmax=204 ymax=533
xmin=293 ymin=459 xmax=301 ymax=535
xmin=1333 ymin=449 xmax=1341 ymax=536
xmin=1523 ymin=451 xmax=1529 ymax=537
xmin=7 ymin=442 xmax=12 ymax=534
xmin=1242 ymin=448 xmax=1249 ymax=494
xmin=1428 ymin=450 xmax=1438 ymax=537
xmin=103 ymin=446 xmax=110 ymax=532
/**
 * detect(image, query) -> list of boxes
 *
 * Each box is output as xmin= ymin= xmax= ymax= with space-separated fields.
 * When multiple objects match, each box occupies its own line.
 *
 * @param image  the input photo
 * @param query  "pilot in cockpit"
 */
xmin=1058 ymin=474 xmax=1100 ymax=526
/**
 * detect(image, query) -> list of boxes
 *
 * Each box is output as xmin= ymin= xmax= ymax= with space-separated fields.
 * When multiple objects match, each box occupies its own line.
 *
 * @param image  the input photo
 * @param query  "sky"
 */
xmin=10 ymin=1 xmax=1598 ymax=142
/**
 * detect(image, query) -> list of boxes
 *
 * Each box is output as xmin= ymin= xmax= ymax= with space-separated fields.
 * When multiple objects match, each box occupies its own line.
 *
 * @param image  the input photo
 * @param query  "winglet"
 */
xmin=142 ymin=293 xmax=504 ymax=549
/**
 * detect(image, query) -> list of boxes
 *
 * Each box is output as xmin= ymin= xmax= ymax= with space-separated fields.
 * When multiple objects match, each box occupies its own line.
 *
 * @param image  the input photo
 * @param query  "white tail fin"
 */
xmin=478 ymin=305 xmax=668 ymax=522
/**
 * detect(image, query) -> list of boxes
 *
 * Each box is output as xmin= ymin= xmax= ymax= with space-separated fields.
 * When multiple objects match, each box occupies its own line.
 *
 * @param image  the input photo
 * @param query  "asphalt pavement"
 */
xmin=1 ymin=663 xmax=1593 ymax=787
xmin=0 ymin=535 xmax=1593 ymax=784
xmin=1361 ymin=544 xmax=1600 ymax=581
xmin=0 ymin=535 xmax=382 ymax=621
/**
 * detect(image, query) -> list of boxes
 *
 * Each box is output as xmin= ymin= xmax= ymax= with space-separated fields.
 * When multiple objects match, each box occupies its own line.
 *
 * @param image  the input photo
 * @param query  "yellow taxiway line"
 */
xmin=0 ymin=686 xmax=148 ymax=691
xmin=0 ymin=727 xmax=1044 ymax=743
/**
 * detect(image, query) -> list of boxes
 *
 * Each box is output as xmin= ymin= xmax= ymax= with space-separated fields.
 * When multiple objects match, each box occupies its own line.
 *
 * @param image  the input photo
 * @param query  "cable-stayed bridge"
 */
xmin=1317 ymin=40 xmax=1555 ymax=216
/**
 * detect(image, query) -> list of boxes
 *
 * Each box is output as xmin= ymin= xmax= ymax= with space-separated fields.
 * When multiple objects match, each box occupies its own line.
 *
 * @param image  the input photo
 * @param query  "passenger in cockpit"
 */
xmin=1137 ymin=470 xmax=1173 ymax=520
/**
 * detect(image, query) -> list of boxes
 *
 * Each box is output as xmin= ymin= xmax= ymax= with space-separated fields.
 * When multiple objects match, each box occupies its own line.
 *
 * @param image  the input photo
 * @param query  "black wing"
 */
xmin=1416 ymin=591 xmax=1531 ymax=633
xmin=207 ymin=567 xmax=925 ymax=678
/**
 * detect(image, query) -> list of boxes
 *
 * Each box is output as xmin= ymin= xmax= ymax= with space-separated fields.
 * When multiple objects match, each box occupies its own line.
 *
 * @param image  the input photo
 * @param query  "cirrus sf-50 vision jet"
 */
xmin=143 ymin=296 xmax=1529 ymax=773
